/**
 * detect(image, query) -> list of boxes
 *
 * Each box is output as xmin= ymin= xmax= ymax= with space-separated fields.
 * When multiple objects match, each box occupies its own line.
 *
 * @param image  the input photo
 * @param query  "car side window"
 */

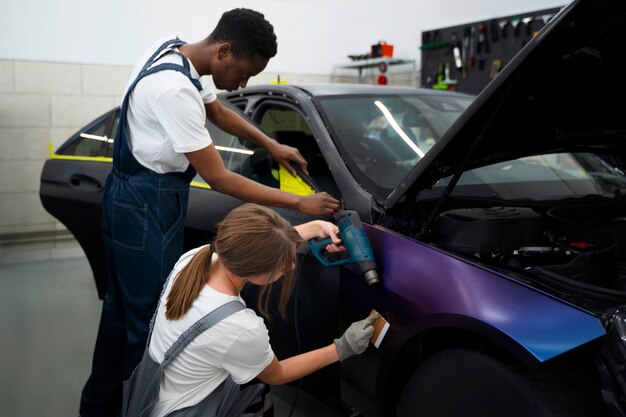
xmin=58 ymin=110 xmax=118 ymax=158
xmin=256 ymin=104 xmax=338 ymax=197
xmin=193 ymin=119 xmax=280 ymax=188
xmin=259 ymin=107 xmax=312 ymax=136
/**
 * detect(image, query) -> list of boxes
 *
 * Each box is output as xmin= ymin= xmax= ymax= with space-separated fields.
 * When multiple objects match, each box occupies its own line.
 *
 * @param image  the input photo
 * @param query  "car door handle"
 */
xmin=69 ymin=174 xmax=102 ymax=192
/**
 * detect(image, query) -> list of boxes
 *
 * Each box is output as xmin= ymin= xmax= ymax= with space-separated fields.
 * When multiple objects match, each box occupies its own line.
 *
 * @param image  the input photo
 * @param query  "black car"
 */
xmin=41 ymin=0 xmax=626 ymax=415
xmin=40 ymin=83 xmax=472 ymax=299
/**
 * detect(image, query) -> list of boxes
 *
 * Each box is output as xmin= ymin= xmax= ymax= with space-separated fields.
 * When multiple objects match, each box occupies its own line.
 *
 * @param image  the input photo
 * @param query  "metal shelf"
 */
xmin=332 ymin=57 xmax=417 ymax=87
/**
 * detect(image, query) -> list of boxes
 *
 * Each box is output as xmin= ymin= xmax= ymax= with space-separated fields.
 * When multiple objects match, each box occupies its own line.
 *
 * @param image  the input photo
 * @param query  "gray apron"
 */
xmin=122 ymin=297 xmax=271 ymax=417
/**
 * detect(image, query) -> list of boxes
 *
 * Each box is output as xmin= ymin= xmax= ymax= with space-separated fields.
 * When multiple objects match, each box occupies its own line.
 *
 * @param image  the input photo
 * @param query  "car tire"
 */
xmin=396 ymin=348 xmax=607 ymax=417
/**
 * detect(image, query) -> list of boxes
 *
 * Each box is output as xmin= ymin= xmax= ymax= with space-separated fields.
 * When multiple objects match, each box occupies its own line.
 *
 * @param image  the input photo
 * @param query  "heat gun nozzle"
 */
xmin=364 ymin=270 xmax=379 ymax=286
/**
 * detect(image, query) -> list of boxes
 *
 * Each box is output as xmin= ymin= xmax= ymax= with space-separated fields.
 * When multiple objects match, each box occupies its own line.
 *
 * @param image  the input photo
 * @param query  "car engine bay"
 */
xmin=381 ymin=197 xmax=626 ymax=296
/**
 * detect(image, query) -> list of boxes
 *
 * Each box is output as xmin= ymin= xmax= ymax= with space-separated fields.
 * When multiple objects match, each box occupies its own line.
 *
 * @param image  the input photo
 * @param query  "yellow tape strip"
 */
xmin=42 ymin=143 xmax=327 ymax=193
xmin=49 ymin=154 xmax=114 ymax=163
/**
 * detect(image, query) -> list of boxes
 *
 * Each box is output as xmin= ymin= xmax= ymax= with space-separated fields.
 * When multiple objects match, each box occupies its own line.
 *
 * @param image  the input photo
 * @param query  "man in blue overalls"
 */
xmin=79 ymin=8 xmax=339 ymax=417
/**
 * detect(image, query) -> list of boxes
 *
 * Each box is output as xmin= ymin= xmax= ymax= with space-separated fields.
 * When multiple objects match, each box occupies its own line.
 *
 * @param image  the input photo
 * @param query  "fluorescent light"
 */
xmin=374 ymin=101 xmax=424 ymax=157
xmin=215 ymin=145 xmax=254 ymax=155
xmin=78 ymin=132 xmax=254 ymax=156
xmin=80 ymin=133 xmax=114 ymax=143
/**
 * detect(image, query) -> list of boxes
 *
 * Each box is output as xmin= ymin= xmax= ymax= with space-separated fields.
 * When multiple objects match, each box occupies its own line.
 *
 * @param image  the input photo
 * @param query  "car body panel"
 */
xmin=334 ymin=224 xmax=608 ymax=416
xmin=362 ymin=223 xmax=606 ymax=363
xmin=40 ymin=157 xmax=112 ymax=297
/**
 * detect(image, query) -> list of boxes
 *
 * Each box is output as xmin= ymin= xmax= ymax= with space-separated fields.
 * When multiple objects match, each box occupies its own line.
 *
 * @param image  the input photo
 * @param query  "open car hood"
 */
xmin=386 ymin=0 xmax=626 ymax=208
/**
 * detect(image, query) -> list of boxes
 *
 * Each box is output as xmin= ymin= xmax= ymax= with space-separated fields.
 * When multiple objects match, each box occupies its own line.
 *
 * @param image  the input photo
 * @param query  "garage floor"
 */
xmin=0 ymin=242 xmax=348 ymax=417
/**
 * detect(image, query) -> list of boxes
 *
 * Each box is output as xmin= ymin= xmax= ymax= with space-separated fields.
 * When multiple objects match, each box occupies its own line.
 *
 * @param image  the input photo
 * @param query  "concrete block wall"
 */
xmin=0 ymin=60 xmax=131 ymax=241
xmin=0 ymin=58 xmax=414 ymax=242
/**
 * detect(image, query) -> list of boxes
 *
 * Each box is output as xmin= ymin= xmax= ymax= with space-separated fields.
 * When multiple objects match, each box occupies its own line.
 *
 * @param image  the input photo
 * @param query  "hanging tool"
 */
xmin=420 ymin=30 xmax=450 ymax=51
xmin=498 ymin=19 xmax=509 ymax=39
xmin=490 ymin=19 xmax=500 ymax=42
xmin=476 ymin=23 xmax=489 ymax=71
xmin=442 ymin=62 xmax=458 ymax=86
xmin=450 ymin=32 xmax=463 ymax=70
xmin=419 ymin=41 xmax=450 ymax=51
xmin=432 ymin=62 xmax=458 ymax=90
xmin=489 ymin=58 xmax=503 ymax=79
xmin=510 ymin=16 xmax=523 ymax=37
xmin=476 ymin=23 xmax=490 ymax=54
xmin=468 ymin=25 xmax=477 ymax=69
xmin=522 ymin=16 xmax=533 ymax=36
xmin=539 ymin=14 xmax=554 ymax=25
xmin=432 ymin=64 xmax=448 ymax=90
xmin=308 ymin=210 xmax=379 ymax=286
xmin=462 ymin=27 xmax=470 ymax=78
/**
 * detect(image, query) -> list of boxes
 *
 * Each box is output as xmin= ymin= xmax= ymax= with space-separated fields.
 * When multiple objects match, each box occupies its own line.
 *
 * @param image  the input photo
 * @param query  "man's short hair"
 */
xmin=208 ymin=8 xmax=277 ymax=59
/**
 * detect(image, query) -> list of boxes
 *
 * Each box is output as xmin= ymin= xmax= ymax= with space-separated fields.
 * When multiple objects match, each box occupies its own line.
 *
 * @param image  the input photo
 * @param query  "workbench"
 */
xmin=332 ymin=57 xmax=417 ymax=87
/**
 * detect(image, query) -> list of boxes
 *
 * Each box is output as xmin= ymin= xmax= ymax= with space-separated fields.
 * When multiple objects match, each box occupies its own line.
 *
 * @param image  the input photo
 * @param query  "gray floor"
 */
xmin=0 ymin=243 xmax=346 ymax=417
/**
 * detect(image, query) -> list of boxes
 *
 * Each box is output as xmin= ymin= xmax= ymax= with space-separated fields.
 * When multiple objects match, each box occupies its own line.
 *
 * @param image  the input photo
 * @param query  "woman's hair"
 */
xmin=165 ymin=204 xmax=303 ymax=320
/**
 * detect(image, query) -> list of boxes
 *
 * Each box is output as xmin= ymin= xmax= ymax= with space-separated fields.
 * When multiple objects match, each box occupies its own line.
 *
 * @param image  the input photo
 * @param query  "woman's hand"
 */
xmin=315 ymin=220 xmax=344 ymax=253
xmin=294 ymin=220 xmax=345 ymax=252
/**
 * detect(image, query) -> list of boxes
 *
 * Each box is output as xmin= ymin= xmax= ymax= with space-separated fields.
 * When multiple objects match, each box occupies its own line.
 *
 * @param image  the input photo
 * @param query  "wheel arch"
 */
xmin=379 ymin=316 xmax=605 ymax=417
xmin=381 ymin=320 xmax=530 ymax=416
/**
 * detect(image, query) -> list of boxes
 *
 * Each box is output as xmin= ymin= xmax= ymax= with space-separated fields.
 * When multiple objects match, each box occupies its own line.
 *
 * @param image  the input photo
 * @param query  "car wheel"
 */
xmin=396 ymin=348 xmax=607 ymax=417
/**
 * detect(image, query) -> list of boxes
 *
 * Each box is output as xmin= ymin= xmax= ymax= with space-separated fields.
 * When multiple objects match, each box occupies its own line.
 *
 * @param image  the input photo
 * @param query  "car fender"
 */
xmin=363 ymin=223 xmax=606 ymax=364
xmin=337 ymin=224 xmax=606 ymax=416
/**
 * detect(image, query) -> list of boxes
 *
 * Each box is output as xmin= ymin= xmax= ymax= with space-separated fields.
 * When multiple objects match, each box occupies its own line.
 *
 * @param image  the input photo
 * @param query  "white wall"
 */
xmin=1 ymin=0 xmax=566 ymax=74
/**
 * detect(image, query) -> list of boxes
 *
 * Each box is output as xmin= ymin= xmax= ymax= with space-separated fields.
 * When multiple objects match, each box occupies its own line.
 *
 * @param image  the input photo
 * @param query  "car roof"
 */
xmin=225 ymin=83 xmax=471 ymax=99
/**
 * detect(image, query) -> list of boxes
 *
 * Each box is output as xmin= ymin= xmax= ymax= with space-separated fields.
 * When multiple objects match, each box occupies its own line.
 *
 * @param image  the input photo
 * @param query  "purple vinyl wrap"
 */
xmin=363 ymin=223 xmax=606 ymax=363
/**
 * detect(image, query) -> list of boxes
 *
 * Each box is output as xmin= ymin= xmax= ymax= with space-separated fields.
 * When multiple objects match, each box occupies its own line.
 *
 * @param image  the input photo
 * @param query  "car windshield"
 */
xmin=316 ymin=94 xmax=472 ymax=199
xmin=432 ymin=152 xmax=626 ymax=200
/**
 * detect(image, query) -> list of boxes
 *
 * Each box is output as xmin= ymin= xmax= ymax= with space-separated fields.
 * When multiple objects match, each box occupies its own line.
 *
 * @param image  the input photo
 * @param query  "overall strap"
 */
xmin=113 ymin=38 xmax=203 ymax=171
xmin=139 ymin=38 xmax=187 ymax=75
xmin=161 ymin=300 xmax=245 ymax=367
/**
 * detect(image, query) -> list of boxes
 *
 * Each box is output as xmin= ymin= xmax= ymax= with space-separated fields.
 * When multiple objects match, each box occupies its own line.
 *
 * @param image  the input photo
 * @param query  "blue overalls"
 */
xmin=80 ymin=39 xmax=205 ymax=417
xmin=122 ymin=300 xmax=269 ymax=417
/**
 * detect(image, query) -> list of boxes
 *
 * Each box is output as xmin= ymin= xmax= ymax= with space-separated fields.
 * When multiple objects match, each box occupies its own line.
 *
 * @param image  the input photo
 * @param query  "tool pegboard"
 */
xmin=420 ymin=6 xmax=562 ymax=94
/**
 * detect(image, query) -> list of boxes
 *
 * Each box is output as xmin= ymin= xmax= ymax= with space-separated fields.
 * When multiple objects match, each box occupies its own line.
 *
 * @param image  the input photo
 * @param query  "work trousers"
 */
xmin=79 ymin=38 xmax=200 ymax=417
xmin=80 ymin=168 xmax=193 ymax=417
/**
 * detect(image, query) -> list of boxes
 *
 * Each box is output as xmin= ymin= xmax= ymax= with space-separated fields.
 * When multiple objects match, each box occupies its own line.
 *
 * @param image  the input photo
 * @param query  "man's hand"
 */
xmin=297 ymin=192 xmax=339 ymax=215
xmin=270 ymin=142 xmax=308 ymax=176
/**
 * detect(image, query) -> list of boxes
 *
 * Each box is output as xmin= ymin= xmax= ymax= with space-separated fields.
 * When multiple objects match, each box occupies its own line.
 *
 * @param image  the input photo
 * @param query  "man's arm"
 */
xmin=205 ymin=99 xmax=307 ymax=176
xmin=185 ymin=144 xmax=339 ymax=215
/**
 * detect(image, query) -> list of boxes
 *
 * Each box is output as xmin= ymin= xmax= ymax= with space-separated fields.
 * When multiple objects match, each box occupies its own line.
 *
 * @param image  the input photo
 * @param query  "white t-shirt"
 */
xmin=148 ymin=246 xmax=275 ymax=417
xmin=124 ymin=36 xmax=217 ymax=173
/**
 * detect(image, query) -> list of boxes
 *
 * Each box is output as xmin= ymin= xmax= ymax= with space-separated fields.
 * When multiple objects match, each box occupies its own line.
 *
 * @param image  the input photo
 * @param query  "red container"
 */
xmin=371 ymin=42 xmax=394 ymax=58
xmin=381 ymin=43 xmax=394 ymax=58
